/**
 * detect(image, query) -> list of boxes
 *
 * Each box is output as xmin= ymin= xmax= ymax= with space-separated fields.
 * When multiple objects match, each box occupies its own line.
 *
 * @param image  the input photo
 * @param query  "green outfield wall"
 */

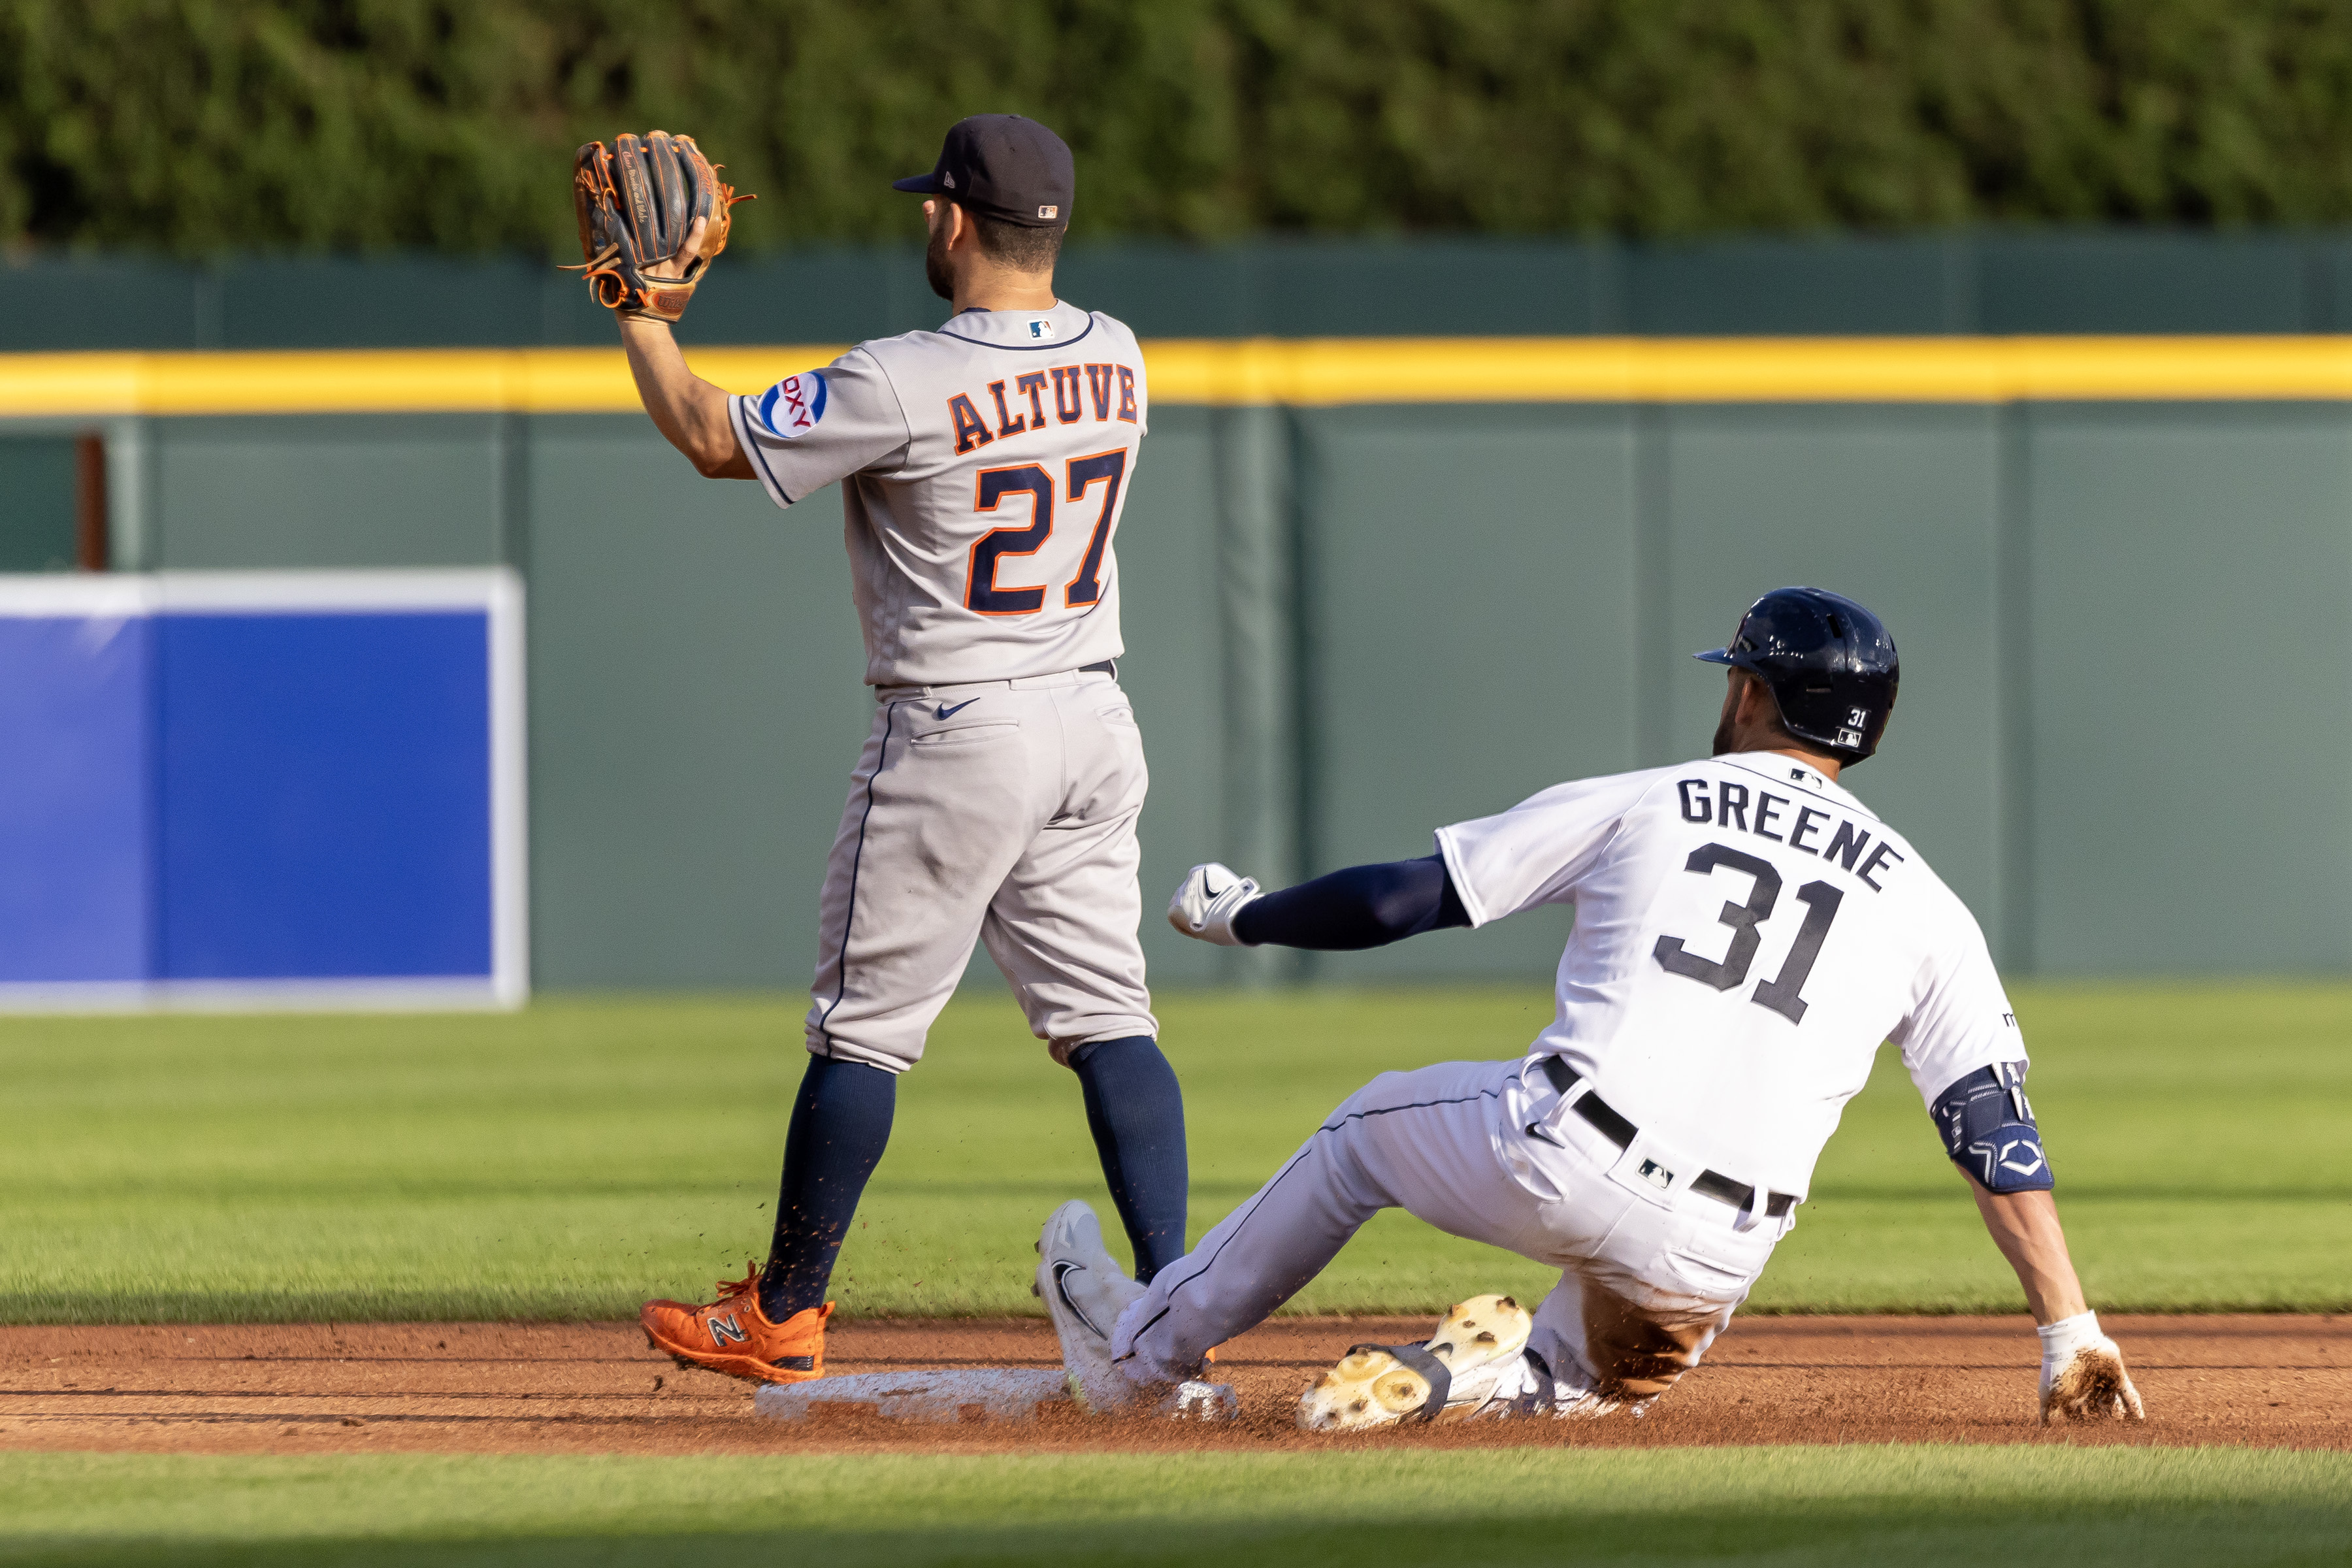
xmin=16 ymin=230 xmax=2352 ymax=348
xmin=3 ymin=235 xmax=2349 ymax=994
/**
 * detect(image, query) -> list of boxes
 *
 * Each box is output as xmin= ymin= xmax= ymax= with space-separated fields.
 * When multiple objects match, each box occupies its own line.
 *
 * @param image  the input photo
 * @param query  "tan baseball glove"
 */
xmin=570 ymin=131 xmax=750 ymax=323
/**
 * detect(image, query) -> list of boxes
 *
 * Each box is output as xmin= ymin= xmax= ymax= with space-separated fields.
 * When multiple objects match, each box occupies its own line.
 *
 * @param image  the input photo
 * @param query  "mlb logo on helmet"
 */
xmin=1693 ymin=587 xmax=1900 ymax=764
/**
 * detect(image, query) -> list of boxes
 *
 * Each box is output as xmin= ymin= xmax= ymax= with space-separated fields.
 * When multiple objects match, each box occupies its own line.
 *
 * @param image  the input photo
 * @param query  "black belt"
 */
xmin=1536 ymin=1056 xmax=1796 ymax=1220
xmin=1079 ymin=659 xmax=1117 ymax=676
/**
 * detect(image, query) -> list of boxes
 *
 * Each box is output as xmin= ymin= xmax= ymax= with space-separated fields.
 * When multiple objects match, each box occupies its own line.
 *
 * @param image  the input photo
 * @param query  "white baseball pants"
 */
xmin=806 ymin=668 xmax=1157 ymax=1071
xmin=1113 ymin=1057 xmax=1791 ymax=1408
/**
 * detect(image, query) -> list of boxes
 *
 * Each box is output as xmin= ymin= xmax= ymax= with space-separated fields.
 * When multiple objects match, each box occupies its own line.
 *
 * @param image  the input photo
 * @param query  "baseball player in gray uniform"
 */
xmin=1039 ymin=588 xmax=2147 ymax=1429
xmin=612 ymin=115 xmax=1190 ymax=1383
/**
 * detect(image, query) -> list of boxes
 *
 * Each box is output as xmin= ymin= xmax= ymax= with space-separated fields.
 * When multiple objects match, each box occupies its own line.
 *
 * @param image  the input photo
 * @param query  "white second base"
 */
xmin=752 ymin=1367 xmax=1074 ymax=1425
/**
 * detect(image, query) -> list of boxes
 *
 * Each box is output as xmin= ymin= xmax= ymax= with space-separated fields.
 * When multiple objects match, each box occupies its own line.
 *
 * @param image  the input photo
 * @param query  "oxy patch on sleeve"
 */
xmin=1931 ymin=1061 xmax=2054 ymax=1194
xmin=755 ymin=371 xmax=829 ymax=439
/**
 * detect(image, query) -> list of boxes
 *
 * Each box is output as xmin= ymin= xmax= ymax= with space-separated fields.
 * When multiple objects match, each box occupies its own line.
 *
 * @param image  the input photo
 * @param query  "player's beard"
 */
xmin=926 ymin=222 xmax=955 ymax=301
xmin=1711 ymin=683 xmax=1742 ymax=757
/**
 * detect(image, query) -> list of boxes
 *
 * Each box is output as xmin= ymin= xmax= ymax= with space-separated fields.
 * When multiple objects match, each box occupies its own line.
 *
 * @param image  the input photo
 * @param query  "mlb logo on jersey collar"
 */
xmin=1028 ymin=319 xmax=1056 ymax=340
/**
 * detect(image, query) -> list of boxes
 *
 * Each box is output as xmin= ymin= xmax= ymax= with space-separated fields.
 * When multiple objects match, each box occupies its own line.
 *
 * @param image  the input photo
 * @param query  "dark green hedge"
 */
xmin=9 ymin=0 xmax=2352 ymax=253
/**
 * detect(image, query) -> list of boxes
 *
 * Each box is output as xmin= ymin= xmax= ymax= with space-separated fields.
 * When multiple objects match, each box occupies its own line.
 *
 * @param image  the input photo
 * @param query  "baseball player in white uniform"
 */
xmin=1039 ymin=587 xmax=2147 ymax=1429
xmin=606 ymin=115 xmax=1192 ymax=1384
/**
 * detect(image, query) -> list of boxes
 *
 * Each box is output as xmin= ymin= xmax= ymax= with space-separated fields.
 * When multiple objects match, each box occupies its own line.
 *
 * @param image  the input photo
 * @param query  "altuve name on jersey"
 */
xmin=947 ymin=364 xmax=1140 ymax=455
xmin=1674 ymin=776 xmax=1907 ymax=892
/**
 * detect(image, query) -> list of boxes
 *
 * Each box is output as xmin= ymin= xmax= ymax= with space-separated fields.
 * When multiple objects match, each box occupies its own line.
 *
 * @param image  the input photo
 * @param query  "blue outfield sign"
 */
xmin=0 ymin=571 xmax=527 ymax=1010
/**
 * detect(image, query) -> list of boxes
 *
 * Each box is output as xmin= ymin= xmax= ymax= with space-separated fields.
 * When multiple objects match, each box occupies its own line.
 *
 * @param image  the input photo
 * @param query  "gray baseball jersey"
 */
xmin=729 ymin=299 xmax=1147 ymax=687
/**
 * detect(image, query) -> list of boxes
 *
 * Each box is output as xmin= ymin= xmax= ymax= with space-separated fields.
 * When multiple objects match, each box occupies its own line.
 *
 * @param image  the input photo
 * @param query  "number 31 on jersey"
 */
xmin=1654 ymin=843 xmax=1843 ymax=1025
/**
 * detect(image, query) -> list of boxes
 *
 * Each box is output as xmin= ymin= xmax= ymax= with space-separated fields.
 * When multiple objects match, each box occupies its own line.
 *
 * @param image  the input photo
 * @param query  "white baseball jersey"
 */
xmin=1435 ymin=750 xmax=2021 ymax=1198
xmin=729 ymin=300 xmax=1146 ymax=687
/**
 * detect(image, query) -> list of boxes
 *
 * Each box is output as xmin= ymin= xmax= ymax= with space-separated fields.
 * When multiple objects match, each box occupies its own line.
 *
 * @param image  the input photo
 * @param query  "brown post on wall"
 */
xmin=74 ymin=432 xmax=107 ymax=572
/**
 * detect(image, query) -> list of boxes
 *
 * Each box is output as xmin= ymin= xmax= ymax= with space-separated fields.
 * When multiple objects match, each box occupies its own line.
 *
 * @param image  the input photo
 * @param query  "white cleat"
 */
xmin=1037 ymin=1200 xmax=1237 ymax=1420
xmin=1484 ymin=1354 xmax=1626 ymax=1422
xmin=1298 ymin=1293 xmax=1534 ymax=1433
xmin=1035 ymin=1201 xmax=1237 ymax=1421
xmin=1037 ymin=1201 xmax=1143 ymax=1413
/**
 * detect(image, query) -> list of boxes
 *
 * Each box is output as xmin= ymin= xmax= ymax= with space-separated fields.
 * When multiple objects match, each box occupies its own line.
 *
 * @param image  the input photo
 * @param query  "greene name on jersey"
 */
xmin=1437 ymin=750 xmax=2019 ymax=1199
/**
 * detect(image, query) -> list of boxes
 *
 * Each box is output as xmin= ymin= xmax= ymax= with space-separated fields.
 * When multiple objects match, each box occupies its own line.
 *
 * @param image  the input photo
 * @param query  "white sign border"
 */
xmin=0 ymin=568 xmax=529 ymax=1013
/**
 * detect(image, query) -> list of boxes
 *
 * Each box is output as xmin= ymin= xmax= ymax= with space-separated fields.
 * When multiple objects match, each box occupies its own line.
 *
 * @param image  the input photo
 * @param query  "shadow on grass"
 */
xmin=8 ymin=1500 xmax=2349 ymax=1568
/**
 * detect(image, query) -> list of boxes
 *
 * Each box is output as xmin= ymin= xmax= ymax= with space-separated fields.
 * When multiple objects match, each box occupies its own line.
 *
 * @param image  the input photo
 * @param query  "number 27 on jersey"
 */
xmin=966 ymin=451 xmax=1128 ymax=616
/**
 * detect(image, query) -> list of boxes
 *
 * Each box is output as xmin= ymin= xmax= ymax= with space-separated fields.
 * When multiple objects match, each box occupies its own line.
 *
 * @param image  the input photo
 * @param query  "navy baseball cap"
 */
xmin=894 ymin=114 xmax=1073 ymax=229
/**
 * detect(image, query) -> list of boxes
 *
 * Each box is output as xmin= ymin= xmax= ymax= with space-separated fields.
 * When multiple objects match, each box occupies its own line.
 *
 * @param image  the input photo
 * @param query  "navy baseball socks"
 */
xmin=751 ymin=1037 xmax=1183 ymax=1326
xmin=757 ymin=1056 xmax=898 ymax=1322
xmin=638 ymin=1056 xmax=890 ymax=1382
xmin=1069 ymin=1034 xmax=1190 ymax=1283
xmin=643 ymin=1056 xmax=891 ymax=1383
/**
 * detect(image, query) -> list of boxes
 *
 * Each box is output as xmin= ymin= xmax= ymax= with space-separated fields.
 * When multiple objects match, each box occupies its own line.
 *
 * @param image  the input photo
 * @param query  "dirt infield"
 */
xmin=1 ymin=1315 xmax=2344 ymax=1456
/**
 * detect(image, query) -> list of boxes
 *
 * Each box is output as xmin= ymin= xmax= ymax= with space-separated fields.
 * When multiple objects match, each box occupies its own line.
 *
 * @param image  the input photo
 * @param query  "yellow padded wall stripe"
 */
xmin=10 ymin=336 xmax=2352 ymax=417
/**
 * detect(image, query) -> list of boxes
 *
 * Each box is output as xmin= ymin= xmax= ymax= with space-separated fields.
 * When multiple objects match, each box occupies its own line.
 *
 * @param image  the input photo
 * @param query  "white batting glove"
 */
xmin=2037 ymin=1311 xmax=2146 ymax=1424
xmin=1167 ymin=862 xmax=1262 ymax=946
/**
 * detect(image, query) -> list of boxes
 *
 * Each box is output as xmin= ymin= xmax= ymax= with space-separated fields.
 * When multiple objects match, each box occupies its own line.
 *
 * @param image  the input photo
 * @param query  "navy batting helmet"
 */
xmin=1695 ymin=587 xmax=1899 ymax=763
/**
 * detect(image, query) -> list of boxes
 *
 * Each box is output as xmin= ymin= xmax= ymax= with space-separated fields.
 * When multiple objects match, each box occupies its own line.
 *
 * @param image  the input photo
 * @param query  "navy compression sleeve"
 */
xmin=1230 ymin=855 xmax=1471 ymax=950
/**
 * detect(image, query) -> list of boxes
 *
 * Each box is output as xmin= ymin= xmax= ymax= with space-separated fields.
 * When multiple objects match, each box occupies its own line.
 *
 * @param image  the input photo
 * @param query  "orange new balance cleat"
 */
xmin=640 ymin=1263 xmax=832 ymax=1384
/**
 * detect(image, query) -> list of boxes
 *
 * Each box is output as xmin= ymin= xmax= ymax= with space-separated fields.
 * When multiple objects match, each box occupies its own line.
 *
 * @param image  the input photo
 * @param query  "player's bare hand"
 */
xmin=2039 ymin=1337 xmax=2146 ymax=1424
xmin=1168 ymin=863 xmax=1262 ymax=946
xmin=636 ymin=215 xmax=711 ymax=289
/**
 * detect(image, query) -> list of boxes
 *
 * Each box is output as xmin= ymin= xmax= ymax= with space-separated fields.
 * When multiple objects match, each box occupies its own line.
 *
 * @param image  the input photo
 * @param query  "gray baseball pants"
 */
xmin=806 ymin=667 xmax=1157 ymax=1070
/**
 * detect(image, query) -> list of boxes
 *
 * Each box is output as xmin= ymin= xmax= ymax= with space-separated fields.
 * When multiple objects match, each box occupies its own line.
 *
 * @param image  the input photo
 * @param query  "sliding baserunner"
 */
xmin=1037 ymin=587 xmax=2145 ymax=1429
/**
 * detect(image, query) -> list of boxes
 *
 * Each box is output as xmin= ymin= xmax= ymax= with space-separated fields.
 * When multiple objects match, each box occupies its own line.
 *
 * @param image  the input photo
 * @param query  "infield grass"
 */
xmin=1 ymin=981 xmax=2347 ymax=1322
xmin=0 ymin=1447 xmax=2345 ymax=1567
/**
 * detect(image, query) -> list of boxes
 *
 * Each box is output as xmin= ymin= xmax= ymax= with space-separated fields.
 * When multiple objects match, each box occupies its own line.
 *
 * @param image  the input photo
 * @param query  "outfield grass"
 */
xmin=0 ymin=1448 xmax=2345 ymax=1567
xmin=1 ymin=983 xmax=2347 ymax=1322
